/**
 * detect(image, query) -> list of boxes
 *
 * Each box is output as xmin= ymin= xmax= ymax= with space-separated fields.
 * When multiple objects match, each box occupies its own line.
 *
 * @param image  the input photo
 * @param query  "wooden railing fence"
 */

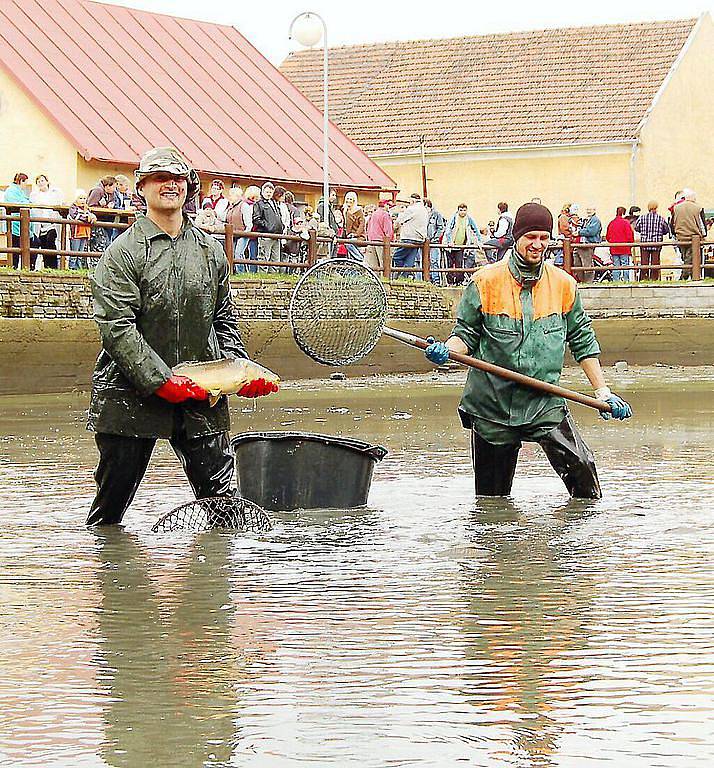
xmin=1 ymin=202 xmax=712 ymax=282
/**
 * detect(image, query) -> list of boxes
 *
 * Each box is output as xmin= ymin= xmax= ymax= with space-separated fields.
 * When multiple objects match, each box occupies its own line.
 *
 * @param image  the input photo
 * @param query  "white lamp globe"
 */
xmin=291 ymin=13 xmax=323 ymax=47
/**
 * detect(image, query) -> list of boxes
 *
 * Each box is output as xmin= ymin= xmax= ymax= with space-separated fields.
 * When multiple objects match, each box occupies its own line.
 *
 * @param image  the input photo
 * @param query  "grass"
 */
xmin=585 ymin=277 xmax=714 ymax=286
xmin=230 ymin=271 xmax=300 ymax=282
xmin=3 ymin=266 xmax=714 ymax=288
xmin=0 ymin=267 xmax=90 ymax=276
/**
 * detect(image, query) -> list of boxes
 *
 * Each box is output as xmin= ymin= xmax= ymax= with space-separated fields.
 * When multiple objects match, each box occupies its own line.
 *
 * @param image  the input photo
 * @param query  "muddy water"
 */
xmin=1 ymin=368 xmax=713 ymax=767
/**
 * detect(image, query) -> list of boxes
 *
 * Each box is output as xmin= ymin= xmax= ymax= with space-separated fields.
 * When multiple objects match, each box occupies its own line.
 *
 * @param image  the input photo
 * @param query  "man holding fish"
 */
xmin=86 ymin=147 xmax=279 ymax=526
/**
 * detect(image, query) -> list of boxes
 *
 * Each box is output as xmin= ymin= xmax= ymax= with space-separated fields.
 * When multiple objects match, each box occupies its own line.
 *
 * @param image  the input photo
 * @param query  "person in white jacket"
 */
xmin=481 ymin=202 xmax=515 ymax=262
xmin=30 ymin=174 xmax=63 ymax=269
xmin=236 ymin=186 xmax=260 ymax=273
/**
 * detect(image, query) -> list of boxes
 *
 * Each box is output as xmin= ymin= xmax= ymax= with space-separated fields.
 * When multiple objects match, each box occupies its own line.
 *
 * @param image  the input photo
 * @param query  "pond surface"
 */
xmin=1 ymin=368 xmax=713 ymax=767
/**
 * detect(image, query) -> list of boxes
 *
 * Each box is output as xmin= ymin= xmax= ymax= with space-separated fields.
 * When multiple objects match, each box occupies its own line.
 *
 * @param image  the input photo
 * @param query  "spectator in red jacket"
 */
xmin=606 ymin=207 xmax=634 ymax=281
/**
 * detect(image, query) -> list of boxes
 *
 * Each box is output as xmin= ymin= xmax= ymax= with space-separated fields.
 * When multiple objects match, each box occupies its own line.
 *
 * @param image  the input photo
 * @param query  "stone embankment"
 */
xmin=0 ymin=272 xmax=713 ymax=394
xmin=578 ymin=282 xmax=714 ymax=318
xmin=0 ymin=273 xmax=451 ymax=321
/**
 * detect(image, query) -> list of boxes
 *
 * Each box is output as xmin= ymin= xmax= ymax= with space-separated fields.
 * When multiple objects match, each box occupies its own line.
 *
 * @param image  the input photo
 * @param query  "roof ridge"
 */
xmin=286 ymin=16 xmax=698 ymax=56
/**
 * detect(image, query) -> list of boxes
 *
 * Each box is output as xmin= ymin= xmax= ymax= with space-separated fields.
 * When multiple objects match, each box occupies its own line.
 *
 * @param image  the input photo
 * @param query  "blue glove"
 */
xmin=425 ymin=336 xmax=450 ymax=365
xmin=600 ymin=394 xmax=633 ymax=421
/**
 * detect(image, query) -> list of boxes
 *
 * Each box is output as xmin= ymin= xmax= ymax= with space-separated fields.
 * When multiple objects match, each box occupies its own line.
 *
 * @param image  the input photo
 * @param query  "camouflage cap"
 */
xmin=135 ymin=146 xmax=200 ymax=201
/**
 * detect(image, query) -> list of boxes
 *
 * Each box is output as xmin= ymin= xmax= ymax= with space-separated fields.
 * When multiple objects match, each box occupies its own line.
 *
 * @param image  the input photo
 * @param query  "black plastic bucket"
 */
xmin=231 ymin=431 xmax=387 ymax=511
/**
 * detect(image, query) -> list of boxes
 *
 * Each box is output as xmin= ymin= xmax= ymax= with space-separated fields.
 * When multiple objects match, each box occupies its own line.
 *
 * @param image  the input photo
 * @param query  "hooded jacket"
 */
xmin=87 ymin=214 xmax=247 ymax=439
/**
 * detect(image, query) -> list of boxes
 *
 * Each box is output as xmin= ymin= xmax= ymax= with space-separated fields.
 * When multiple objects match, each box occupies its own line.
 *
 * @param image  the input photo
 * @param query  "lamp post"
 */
xmin=289 ymin=12 xmax=329 ymax=224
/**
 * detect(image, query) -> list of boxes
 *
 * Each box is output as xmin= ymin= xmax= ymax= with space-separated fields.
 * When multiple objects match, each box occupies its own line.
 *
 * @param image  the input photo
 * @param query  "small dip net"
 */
xmin=289 ymin=259 xmax=388 ymax=366
xmin=151 ymin=495 xmax=272 ymax=533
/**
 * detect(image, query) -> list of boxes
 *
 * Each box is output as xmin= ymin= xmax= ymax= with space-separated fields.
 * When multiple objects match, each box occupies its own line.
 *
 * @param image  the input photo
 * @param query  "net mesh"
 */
xmin=289 ymin=259 xmax=387 ymax=365
xmin=151 ymin=495 xmax=272 ymax=533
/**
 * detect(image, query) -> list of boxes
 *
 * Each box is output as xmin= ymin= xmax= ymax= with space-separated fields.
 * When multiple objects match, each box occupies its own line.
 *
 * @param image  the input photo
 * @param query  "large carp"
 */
xmin=173 ymin=358 xmax=280 ymax=406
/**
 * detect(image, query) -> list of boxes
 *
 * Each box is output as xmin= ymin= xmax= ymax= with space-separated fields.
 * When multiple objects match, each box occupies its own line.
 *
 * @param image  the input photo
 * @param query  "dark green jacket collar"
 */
xmin=134 ymin=213 xmax=193 ymax=241
xmin=508 ymin=249 xmax=544 ymax=286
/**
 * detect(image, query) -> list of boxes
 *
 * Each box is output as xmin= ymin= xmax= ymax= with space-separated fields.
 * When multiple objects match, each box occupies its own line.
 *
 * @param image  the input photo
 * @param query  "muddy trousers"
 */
xmin=470 ymin=413 xmax=602 ymax=499
xmin=87 ymin=432 xmax=234 ymax=525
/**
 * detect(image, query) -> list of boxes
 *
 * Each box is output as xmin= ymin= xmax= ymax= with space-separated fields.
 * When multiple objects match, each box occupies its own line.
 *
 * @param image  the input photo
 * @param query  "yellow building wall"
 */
xmin=377 ymin=149 xmax=631 ymax=225
xmin=76 ymin=159 xmax=137 ymax=194
xmin=0 ymin=67 xmax=78 ymax=200
xmin=635 ymin=14 xmax=714 ymax=210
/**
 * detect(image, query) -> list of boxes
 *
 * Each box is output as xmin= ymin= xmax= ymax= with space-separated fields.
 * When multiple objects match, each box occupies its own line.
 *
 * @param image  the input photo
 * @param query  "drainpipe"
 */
xmin=420 ymin=135 xmax=428 ymax=199
xmin=629 ymin=140 xmax=639 ymax=206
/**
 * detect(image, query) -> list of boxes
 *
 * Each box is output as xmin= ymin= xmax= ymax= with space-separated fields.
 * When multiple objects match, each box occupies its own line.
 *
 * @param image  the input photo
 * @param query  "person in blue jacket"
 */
xmin=574 ymin=205 xmax=602 ymax=283
xmin=3 ymin=173 xmax=31 ymax=268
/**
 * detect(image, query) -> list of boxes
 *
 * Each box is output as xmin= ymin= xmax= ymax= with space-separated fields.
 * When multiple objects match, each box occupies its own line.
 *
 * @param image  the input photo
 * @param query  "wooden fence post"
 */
xmin=224 ymin=223 xmax=234 ymax=272
xmin=563 ymin=238 xmax=573 ymax=275
xmin=691 ymin=235 xmax=702 ymax=281
xmin=60 ymin=220 xmax=68 ymax=270
xmin=421 ymin=240 xmax=430 ymax=282
xmin=383 ymin=238 xmax=392 ymax=280
xmin=19 ymin=208 xmax=31 ymax=271
xmin=307 ymin=229 xmax=317 ymax=266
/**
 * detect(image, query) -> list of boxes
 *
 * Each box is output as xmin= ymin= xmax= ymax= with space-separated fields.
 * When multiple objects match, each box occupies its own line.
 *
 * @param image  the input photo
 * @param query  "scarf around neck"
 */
xmin=509 ymin=248 xmax=544 ymax=286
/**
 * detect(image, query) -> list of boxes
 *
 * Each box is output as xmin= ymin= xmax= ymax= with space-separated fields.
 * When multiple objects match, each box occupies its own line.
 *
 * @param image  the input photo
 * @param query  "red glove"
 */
xmin=238 ymin=378 xmax=279 ymax=398
xmin=155 ymin=375 xmax=209 ymax=404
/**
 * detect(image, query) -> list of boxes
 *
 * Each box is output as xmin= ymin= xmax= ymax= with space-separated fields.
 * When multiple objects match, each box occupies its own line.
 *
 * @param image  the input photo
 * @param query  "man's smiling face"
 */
xmin=516 ymin=231 xmax=550 ymax=266
xmin=139 ymin=173 xmax=188 ymax=212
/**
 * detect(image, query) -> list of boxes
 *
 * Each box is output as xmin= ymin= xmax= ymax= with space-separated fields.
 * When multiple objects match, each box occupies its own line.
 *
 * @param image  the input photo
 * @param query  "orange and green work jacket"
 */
xmin=451 ymin=252 xmax=600 ymax=444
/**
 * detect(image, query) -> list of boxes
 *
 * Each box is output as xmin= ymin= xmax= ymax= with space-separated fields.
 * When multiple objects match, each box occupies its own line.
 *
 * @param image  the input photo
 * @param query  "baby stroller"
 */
xmin=592 ymin=245 xmax=613 ymax=282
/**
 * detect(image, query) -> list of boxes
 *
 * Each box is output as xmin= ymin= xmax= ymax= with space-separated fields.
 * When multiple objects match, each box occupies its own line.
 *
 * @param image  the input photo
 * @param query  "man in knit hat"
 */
xmin=423 ymin=202 xmax=632 ymax=499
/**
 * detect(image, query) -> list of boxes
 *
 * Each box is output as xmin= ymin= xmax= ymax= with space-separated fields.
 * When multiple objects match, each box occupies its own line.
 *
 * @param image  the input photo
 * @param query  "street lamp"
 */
xmin=289 ymin=12 xmax=329 ymax=224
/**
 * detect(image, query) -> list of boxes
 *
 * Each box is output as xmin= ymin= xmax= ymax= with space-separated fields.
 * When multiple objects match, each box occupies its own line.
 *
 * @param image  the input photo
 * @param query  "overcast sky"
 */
xmin=99 ymin=0 xmax=710 ymax=64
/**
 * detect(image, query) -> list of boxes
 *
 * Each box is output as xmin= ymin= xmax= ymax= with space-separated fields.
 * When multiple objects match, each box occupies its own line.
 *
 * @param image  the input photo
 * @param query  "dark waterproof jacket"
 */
xmin=252 ymin=197 xmax=284 ymax=234
xmin=427 ymin=208 xmax=446 ymax=243
xmin=87 ymin=215 xmax=247 ymax=439
xmin=316 ymin=197 xmax=339 ymax=232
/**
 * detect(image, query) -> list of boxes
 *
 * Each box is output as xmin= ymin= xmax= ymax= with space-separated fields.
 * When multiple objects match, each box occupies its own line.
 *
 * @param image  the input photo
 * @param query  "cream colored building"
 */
xmin=282 ymin=15 xmax=714 ymax=222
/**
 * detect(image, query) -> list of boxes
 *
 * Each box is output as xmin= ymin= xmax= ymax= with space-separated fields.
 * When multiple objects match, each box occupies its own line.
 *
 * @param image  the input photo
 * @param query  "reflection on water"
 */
xmin=93 ymin=531 xmax=241 ymax=767
xmin=1 ymin=369 xmax=713 ymax=766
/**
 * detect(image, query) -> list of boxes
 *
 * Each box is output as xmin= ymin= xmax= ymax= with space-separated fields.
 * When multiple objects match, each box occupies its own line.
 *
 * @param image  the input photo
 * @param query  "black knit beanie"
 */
xmin=512 ymin=203 xmax=554 ymax=241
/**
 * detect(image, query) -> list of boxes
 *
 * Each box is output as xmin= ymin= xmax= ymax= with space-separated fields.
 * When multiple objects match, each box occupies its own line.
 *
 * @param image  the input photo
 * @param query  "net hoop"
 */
xmin=289 ymin=259 xmax=388 ymax=366
xmin=151 ymin=495 xmax=272 ymax=533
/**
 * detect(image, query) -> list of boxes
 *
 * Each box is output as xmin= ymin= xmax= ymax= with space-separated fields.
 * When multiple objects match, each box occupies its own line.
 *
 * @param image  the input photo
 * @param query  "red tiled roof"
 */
xmin=280 ymin=18 xmax=698 ymax=155
xmin=0 ymin=0 xmax=394 ymax=189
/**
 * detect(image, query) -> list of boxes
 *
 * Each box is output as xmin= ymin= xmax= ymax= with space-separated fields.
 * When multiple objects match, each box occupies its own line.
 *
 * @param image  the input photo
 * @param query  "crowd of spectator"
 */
xmin=1 ymin=171 xmax=144 ymax=270
xmin=2 ymin=169 xmax=711 ymax=283
xmin=556 ymin=190 xmax=711 ymax=282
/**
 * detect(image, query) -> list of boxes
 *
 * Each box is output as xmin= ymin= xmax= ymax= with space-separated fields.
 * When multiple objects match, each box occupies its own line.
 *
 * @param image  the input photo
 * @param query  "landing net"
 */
xmin=289 ymin=259 xmax=387 ymax=366
xmin=151 ymin=495 xmax=272 ymax=533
